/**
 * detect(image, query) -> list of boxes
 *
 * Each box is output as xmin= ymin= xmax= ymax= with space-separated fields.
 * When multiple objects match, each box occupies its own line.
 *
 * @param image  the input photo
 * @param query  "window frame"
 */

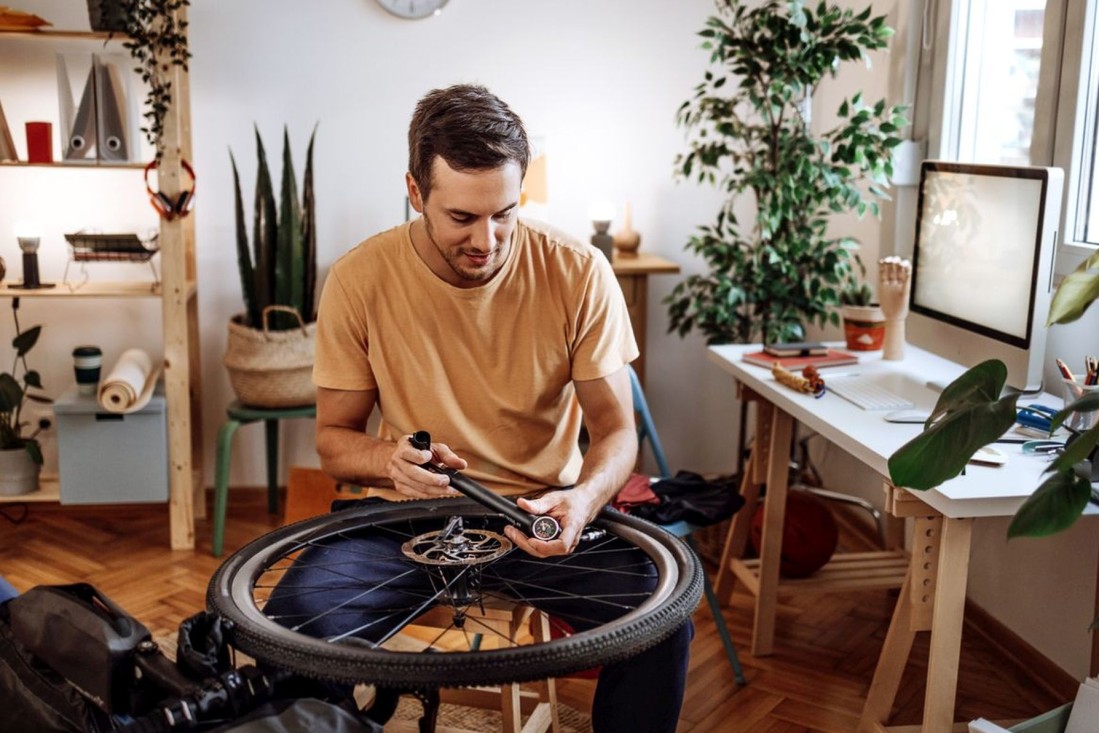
xmin=924 ymin=0 xmax=1098 ymax=275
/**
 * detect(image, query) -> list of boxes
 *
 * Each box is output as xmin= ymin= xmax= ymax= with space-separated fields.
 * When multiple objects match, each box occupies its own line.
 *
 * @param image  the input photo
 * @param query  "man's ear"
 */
xmin=405 ymin=172 xmax=424 ymax=213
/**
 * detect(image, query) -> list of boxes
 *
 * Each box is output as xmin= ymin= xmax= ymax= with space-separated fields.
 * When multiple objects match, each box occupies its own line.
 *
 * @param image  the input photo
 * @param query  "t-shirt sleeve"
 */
xmin=570 ymin=253 xmax=640 ymax=382
xmin=312 ymin=265 xmax=376 ymax=391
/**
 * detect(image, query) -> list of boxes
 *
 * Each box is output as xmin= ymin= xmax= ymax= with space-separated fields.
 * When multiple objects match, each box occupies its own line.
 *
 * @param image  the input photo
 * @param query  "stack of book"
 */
xmin=741 ymin=341 xmax=859 ymax=371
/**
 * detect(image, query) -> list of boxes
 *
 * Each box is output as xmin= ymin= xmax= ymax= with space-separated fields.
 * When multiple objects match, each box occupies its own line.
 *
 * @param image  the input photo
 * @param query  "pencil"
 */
xmin=1057 ymin=358 xmax=1077 ymax=383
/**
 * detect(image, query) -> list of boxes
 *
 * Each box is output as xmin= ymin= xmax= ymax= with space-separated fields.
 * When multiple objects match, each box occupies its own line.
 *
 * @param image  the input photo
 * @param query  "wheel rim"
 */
xmin=209 ymin=498 xmax=701 ymax=688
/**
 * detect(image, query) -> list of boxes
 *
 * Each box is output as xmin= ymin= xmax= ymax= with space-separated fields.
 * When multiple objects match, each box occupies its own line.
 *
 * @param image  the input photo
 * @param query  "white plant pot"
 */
xmin=0 ymin=446 xmax=40 ymax=496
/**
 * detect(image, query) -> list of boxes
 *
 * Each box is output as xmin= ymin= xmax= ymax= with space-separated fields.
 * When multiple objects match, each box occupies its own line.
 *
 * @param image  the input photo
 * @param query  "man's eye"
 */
xmin=451 ymin=215 xmax=471 ymax=224
xmin=494 ymin=211 xmax=514 ymax=222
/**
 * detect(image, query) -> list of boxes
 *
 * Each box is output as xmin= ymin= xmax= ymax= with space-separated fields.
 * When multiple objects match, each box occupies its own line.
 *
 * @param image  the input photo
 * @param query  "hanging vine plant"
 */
xmin=104 ymin=0 xmax=192 ymax=158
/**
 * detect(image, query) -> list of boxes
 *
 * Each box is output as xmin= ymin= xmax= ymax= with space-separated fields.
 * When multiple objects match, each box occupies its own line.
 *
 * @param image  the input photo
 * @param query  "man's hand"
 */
xmin=387 ymin=435 xmax=467 ymax=499
xmin=503 ymin=489 xmax=601 ymax=557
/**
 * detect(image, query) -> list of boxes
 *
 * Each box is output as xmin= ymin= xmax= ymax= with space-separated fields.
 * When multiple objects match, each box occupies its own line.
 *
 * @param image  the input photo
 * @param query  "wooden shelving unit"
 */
xmin=0 ymin=15 xmax=203 ymax=550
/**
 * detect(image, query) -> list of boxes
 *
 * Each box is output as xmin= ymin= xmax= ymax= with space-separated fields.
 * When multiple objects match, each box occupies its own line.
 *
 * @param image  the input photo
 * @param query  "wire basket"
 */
xmin=62 ymin=232 xmax=161 ymax=289
xmin=64 ymin=232 xmax=159 ymax=262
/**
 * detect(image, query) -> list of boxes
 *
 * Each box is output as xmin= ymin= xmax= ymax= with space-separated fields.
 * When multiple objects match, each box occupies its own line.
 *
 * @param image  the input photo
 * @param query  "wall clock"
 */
xmin=375 ymin=0 xmax=449 ymax=20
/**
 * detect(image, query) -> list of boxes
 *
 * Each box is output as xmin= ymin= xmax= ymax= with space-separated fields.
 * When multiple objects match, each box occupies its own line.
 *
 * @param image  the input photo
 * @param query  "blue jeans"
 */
xmin=0 ymin=575 xmax=17 ymax=603
xmin=265 ymin=512 xmax=692 ymax=733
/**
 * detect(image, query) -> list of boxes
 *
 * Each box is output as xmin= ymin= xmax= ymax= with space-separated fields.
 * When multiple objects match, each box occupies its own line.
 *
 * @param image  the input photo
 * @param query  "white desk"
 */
xmin=708 ymin=343 xmax=1062 ymax=733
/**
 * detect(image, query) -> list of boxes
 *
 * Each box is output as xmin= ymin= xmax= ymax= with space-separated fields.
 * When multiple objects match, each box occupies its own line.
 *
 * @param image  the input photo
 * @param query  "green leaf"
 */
xmin=12 ymin=325 xmax=40 ymax=357
xmin=888 ymin=361 xmax=1019 ymax=490
xmin=230 ymin=150 xmax=258 ymax=327
xmin=1007 ymin=470 xmax=1091 ymax=538
xmin=23 ymin=370 xmax=42 ymax=390
xmin=0 ymin=373 xmax=22 ymax=412
xmin=1047 ymin=250 xmax=1099 ymax=325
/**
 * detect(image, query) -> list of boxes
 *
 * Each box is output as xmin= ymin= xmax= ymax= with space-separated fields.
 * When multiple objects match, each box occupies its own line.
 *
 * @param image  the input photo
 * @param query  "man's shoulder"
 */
xmin=518 ymin=219 xmax=601 ymax=268
xmin=331 ymin=223 xmax=407 ymax=275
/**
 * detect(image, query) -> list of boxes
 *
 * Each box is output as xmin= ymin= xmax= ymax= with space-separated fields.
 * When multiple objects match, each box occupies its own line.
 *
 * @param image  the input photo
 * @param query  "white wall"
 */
xmin=1 ymin=0 xmax=1094 ymax=681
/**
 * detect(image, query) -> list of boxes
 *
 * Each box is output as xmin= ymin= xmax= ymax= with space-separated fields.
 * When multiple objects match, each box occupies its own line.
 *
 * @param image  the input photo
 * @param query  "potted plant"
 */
xmin=223 ymin=126 xmax=318 ymax=408
xmin=840 ymin=270 xmax=885 ymax=351
xmin=102 ymin=0 xmax=192 ymax=158
xmin=889 ymin=249 xmax=1099 ymax=539
xmin=665 ymin=0 xmax=906 ymax=346
xmin=0 ymin=305 xmax=51 ymax=496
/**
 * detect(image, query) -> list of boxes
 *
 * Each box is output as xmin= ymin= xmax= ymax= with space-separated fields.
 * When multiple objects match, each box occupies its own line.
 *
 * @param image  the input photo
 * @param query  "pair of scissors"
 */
xmin=1016 ymin=404 xmax=1059 ymax=433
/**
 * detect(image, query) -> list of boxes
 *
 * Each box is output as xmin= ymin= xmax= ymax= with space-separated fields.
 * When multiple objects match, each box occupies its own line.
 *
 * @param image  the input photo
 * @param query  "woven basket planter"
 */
xmin=224 ymin=306 xmax=316 ymax=408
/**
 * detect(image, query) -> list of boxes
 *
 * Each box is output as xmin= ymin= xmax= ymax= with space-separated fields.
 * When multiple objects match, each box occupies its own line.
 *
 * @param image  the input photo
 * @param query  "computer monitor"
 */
xmin=906 ymin=160 xmax=1063 ymax=392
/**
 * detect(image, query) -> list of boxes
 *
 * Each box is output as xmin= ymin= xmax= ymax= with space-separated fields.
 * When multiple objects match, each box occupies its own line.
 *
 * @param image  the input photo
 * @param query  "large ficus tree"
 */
xmin=666 ymin=0 xmax=906 ymax=345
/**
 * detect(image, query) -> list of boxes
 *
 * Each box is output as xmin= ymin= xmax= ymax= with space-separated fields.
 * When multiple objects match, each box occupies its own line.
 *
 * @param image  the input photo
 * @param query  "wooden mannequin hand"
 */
xmin=878 ymin=256 xmax=912 ymax=322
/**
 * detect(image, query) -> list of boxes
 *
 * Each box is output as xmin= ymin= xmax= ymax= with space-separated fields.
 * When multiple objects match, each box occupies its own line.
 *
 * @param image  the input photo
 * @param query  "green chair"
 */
xmin=628 ymin=365 xmax=747 ymax=686
xmin=211 ymin=401 xmax=317 ymax=557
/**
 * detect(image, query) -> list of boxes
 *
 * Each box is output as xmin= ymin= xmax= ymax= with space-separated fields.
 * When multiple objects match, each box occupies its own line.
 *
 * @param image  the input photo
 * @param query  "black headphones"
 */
xmin=144 ymin=159 xmax=196 ymax=221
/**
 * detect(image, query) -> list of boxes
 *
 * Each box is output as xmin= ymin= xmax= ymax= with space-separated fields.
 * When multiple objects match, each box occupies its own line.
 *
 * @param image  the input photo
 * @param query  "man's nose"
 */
xmin=470 ymin=219 xmax=495 ymax=252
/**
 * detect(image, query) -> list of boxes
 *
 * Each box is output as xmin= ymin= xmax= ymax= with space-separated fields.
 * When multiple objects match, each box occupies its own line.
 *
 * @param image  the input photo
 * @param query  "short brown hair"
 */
xmin=408 ymin=84 xmax=531 ymax=201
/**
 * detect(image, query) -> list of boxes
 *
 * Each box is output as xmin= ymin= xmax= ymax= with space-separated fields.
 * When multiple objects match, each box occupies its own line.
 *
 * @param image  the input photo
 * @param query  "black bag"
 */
xmin=8 ymin=583 xmax=152 ymax=715
xmin=629 ymin=471 xmax=745 ymax=527
xmin=0 ymin=598 xmax=114 ymax=733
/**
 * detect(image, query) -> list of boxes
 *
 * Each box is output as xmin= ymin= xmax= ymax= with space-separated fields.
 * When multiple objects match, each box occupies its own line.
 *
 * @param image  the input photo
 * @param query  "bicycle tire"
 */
xmin=208 ymin=497 xmax=701 ymax=688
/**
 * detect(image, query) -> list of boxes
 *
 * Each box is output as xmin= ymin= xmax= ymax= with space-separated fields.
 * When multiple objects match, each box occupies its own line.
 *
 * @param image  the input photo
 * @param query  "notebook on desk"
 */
xmin=741 ymin=348 xmax=858 ymax=371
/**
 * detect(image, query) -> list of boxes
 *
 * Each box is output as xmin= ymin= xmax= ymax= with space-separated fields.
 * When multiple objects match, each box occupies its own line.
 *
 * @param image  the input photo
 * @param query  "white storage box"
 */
xmin=53 ymin=386 xmax=167 ymax=504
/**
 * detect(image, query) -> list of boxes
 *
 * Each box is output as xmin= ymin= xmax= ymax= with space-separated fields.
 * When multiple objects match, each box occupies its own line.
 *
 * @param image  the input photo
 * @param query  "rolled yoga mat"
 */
xmin=97 ymin=348 xmax=160 ymax=413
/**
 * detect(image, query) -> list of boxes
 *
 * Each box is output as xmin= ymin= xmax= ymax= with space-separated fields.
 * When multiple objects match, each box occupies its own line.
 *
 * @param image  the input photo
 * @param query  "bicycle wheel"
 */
xmin=208 ymin=497 xmax=701 ymax=688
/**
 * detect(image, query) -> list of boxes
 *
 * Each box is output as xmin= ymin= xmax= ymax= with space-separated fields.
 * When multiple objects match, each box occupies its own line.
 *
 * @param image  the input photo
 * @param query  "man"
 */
xmin=271 ymin=84 xmax=691 ymax=732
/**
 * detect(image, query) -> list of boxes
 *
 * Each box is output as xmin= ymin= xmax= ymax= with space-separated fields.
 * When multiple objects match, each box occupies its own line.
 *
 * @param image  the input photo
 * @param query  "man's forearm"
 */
xmin=316 ymin=426 xmax=398 ymax=488
xmin=573 ymin=426 xmax=639 ymax=513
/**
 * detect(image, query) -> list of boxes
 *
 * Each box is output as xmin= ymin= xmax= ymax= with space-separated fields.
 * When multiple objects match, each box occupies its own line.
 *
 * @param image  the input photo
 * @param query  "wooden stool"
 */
xmin=399 ymin=601 xmax=560 ymax=733
xmin=211 ymin=401 xmax=316 ymax=557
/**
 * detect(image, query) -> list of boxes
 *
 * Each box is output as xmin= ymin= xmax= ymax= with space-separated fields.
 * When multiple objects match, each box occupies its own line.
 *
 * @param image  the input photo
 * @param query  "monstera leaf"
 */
xmin=887 ymin=360 xmax=1019 ymax=490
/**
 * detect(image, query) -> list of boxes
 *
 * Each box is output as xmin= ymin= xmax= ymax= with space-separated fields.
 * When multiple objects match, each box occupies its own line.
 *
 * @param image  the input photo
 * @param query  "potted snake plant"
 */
xmin=223 ymin=125 xmax=318 ymax=408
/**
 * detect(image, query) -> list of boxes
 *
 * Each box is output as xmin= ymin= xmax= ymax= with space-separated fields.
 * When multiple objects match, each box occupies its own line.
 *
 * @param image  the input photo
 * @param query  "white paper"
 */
xmin=1066 ymin=675 xmax=1099 ymax=733
xmin=968 ymin=719 xmax=1012 ymax=733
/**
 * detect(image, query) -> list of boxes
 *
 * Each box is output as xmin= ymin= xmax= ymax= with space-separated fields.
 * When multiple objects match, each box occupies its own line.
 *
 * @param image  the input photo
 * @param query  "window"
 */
xmin=933 ymin=0 xmax=1099 ymax=258
xmin=942 ymin=0 xmax=1046 ymax=166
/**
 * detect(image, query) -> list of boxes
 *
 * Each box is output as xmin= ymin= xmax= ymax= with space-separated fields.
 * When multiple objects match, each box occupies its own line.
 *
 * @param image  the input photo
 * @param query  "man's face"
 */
xmin=407 ymin=157 xmax=522 ymax=287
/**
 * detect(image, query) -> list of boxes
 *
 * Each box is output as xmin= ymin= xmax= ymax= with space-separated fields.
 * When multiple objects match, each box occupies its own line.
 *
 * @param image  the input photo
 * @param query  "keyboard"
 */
xmin=826 ymin=375 xmax=915 ymax=411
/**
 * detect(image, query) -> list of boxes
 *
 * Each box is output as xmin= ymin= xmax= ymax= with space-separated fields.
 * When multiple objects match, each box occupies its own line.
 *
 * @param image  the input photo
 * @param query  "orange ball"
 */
xmin=749 ymin=489 xmax=839 ymax=578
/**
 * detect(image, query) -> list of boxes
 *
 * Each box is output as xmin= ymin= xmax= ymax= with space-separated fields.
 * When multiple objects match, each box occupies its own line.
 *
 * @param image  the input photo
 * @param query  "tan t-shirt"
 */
xmin=313 ymin=219 xmax=639 ymax=495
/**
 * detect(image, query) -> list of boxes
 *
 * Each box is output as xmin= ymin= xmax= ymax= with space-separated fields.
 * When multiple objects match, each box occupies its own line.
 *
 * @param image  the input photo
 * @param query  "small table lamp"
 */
xmin=11 ymin=224 xmax=55 ymax=290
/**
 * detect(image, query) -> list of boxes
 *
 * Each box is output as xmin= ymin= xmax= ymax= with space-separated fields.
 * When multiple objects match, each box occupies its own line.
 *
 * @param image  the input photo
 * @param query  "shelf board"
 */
xmin=0 ymin=281 xmax=163 ymax=297
xmin=0 ymin=160 xmax=147 ymax=170
xmin=0 ymin=474 xmax=59 ymax=504
xmin=0 ymin=29 xmax=129 ymax=42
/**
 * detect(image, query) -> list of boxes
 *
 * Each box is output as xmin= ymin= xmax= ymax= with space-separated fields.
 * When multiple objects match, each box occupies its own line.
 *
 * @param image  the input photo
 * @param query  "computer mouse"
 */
xmin=883 ymin=409 xmax=932 ymax=423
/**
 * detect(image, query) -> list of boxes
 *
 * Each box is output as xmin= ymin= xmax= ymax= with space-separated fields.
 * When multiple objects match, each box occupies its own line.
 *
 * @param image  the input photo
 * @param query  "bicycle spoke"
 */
xmin=209 ymin=499 xmax=698 ymax=688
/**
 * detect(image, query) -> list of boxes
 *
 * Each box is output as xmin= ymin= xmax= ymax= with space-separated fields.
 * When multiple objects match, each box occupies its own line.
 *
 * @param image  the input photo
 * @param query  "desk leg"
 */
xmin=859 ymin=513 xmax=972 ymax=733
xmin=715 ymin=452 xmax=761 ymax=601
xmin=859 ymin=575 xmax=917 ymax=733
xmin=751 ymin=405 xmax=795 ymax=656
xmin=923 ymin=516 xmax=972 ymax=733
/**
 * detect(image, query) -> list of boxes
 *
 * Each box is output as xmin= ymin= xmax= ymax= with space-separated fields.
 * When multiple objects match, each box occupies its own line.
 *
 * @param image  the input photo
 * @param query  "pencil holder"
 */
xmin=1061 ymin=378 xmax=1099 ymax=432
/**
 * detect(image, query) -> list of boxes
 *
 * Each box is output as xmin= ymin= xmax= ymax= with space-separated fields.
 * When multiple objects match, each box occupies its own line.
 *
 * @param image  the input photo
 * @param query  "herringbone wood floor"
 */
xmin=0 ymin=491 xmax=1070 ymax=732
